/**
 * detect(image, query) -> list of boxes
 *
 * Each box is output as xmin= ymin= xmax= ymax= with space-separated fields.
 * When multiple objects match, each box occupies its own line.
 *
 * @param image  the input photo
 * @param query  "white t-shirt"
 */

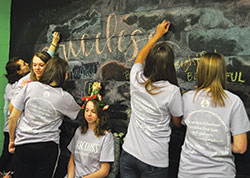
xmin=178 ymin=90 xmax=250 ymax=178
xmin=122 ymin=63 xmax=183 ymax=167
xmin=11 ymin=81 xmax=81 ymax=145
xmin=13 ymin=72 xmax=31 ymax=98
xmin=66 ymin=128 xmax=114 ymax=178
xmin=3 ymin=82 xmax=18 ymax=132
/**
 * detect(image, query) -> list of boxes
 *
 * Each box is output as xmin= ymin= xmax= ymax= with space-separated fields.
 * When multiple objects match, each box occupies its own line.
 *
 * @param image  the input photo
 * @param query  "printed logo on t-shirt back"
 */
xmin=24 ymin=97 xmax=58 ymax=133
xmin=131 ymin=90 xmax=165 ymax=137
xmin=185 ymin=103 xmax=230 ymax=160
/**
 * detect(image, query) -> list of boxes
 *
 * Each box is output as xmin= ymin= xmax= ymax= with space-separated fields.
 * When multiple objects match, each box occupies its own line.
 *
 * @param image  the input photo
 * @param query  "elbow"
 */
xmin=172 ymin=116 xmax=183 ymax=128
xmin=103 ymin=169 xmax=110 ymax=177
xmin=101 ymin=163 xmax=111 ymax=177
xmin=174 ymin=122 xmax=182 ymax=128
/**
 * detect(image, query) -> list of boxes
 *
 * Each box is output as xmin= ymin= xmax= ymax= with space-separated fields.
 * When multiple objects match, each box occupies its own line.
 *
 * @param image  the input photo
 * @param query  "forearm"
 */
xmin=67 ymin=154 xmax=75 ymax=178
xmin=48 ymin=32 xmax=60 ymax=57
xmin=8 ymin=109 xmax=20 ymax=142
xmin=83 ymin=162 xmax=110 ymax=178
xmin=232 ymin=133 xmax=247 ymax=154
xmin=135 ymin=33 xmax=162 ymax=64
xmin=135 ymin=20 xmax=170 ymax=64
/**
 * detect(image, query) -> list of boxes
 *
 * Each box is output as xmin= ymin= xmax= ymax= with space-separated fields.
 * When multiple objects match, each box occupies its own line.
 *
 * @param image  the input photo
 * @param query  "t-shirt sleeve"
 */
xmin=62 ymin=92 xmax=81 ymax=120
xmin=168 ymin=88 xmax=183 ymax=117
xmin=130 ymin=63 xmax=143 ymax=83
xmin=230 ymin=97 xmax=250 ymax=136
xmin=3 ymin=99 xmax=9 ymax=122
xmin=100 ymin=132 xmax=114 ymax=162
xmin=13 ymin=74 xmax=31 ymax=99
xmin=181 ymin=92 xmax=189 ymax=126
xmin=4 ymin=84 xmax=11 ymax=121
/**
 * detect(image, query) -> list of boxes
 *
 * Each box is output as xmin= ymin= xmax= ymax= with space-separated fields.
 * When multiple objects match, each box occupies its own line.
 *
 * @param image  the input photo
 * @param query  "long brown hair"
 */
xmin=81 ymin=100 xmax=109 ymax=137
xmin=142 ymin=41 xmax=178 ymax=95
xmin=39 ymin=56 xmax=69 ymax=87
xmin=195 ymin=52 xmax=227 ymax=107
xmin=30 ymin=51 xmax=51 ymax=81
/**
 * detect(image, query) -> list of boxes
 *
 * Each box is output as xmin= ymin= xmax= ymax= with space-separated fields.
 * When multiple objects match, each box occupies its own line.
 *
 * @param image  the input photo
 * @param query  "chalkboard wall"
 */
xmin=10 ymin=0 xmax=250 ymax=177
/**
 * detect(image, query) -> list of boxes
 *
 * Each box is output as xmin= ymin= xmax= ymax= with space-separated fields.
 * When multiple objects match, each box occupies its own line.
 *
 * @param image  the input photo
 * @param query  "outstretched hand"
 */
xmin=134 ymin=20 xmax=171 ymax=64
xmin=156 ymin=20 xmax=171 ymax=37
xmin=52 ymin=32 xmax=60 ymax=45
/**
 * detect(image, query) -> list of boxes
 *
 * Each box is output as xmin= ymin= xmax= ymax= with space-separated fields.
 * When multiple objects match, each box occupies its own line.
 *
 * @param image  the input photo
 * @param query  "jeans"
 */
xmin=120 ymin=150 xmax=168 ymax=178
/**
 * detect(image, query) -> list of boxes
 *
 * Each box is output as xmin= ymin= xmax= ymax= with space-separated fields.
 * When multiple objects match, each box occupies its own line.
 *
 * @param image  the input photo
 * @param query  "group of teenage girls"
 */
xmin=1 ymin=20 xmax=250 ymax=178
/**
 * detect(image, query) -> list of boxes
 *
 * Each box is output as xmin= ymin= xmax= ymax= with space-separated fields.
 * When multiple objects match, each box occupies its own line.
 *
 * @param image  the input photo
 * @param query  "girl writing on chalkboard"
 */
xmin=8 ymin=31 xmax=60 ymax=112
xmin=120 ymin=20 xmax=183 ymax=178
xmin=65 ymin=95 xmax=114 ymax=178
xmin=8 ymin=56 xmax=81 ymax=178
xmin=178 ymin=52 xmax=250 ymax=178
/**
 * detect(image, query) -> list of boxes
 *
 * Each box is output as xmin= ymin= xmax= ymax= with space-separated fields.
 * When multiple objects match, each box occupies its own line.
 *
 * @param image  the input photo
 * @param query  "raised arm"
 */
xmin=83 ymin=162 xmax=110 ymax=178
xmin=47 ymin=31 xmax=60 ymax=57
xmin=232 ymin=133 xmax=247 ymax=154
xmin=135 ymin=20 xmax=171 ymax=64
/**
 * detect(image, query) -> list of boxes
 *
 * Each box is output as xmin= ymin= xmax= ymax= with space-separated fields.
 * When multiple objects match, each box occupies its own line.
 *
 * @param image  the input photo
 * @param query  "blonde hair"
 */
xmin=195 ymin=52 xmax=227 ymax=107
xmin=30 ymin=51 xmax=51 ymax=81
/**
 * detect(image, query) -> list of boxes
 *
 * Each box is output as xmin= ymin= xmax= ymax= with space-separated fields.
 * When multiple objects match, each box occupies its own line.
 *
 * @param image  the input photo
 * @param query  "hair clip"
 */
xmin=81 ymin=81 xmax=109 ymax=111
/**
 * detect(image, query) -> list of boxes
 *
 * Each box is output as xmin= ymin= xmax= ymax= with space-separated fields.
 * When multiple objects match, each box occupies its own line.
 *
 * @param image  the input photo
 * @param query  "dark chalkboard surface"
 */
xmin=10 ymin=0 xmax=250 ymax=177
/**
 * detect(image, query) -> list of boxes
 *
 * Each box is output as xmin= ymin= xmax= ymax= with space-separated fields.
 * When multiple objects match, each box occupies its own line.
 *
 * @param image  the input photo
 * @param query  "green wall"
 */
xmin=0 ymin=0 xmax=11 ymax=153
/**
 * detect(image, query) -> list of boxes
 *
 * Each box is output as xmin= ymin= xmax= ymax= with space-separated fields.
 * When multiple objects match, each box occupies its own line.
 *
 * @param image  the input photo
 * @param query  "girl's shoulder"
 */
xmin=97 ymin=130 xmax=114 ymax=141
xmin=19 ymin=73 xmax=31 ymax=82
xmin=182 ymin=90 xmax=196 ymax=99
xmin=182 ymin=90 xmax=195 ymax=95
xmin=103 ymin=131 xmax=114 ymax=142
xmin=104 ymin=130 xmax=113 ymax=136
xmin=224 ymin=90 xmax=243 ymax=103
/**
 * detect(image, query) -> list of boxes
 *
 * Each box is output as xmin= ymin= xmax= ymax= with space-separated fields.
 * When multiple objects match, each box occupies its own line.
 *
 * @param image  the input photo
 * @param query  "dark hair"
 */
xmin=30 ymin=51 xmax=51 ymax=81
xmin=39 ymin=56 xmax=69 ymax=88
xmin=142 ymin=41 xmax=178 ymax=94
xmin=5 ymin=57 xmax=23 ymax=84
xmin=81 ymin=100 xmax=109 ymax=137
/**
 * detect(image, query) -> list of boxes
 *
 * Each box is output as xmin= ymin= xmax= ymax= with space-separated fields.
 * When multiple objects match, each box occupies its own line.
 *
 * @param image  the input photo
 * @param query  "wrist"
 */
xmin=154 ymin=33 xmax=164 ymax=39
xmin=51 ymin=43 xmax=57 ymax=47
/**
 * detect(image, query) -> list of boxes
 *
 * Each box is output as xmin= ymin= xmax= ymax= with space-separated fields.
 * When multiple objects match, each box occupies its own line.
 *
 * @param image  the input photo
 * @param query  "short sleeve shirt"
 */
xmin=67 ymin=128 xmax=114 ymax=178
xmin=178 ymin=90 xmax=250 ymax=178
xmin=12 ymin=81 xmax=81 ymax=145
xmin=122 ymin=63 xmax=183 ymax=167
xmin=3 ymin=82 xmax=18 ymax=132
xmin=13 ymin=73 xmax=31 ymax=98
